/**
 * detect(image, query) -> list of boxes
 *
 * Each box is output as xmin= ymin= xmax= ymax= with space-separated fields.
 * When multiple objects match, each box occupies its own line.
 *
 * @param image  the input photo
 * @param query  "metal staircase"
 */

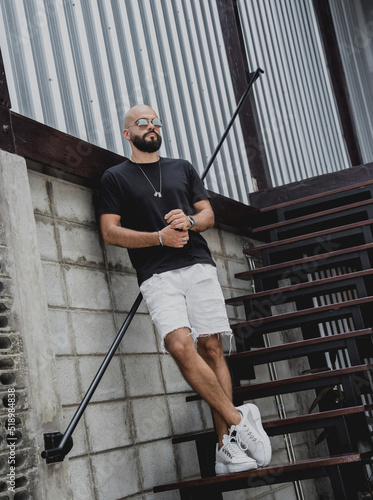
xmin=154 ymin=179 xmax=373 ymax=499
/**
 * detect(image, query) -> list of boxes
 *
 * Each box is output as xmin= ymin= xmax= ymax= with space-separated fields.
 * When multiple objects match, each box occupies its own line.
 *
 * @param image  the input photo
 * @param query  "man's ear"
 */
xmin=123 ymin=128 xmax=130 ymax=141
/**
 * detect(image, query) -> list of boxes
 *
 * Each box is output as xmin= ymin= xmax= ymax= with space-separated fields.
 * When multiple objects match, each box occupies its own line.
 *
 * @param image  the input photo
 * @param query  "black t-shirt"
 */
xmin=97 ymin=157 xmax=215 ymax=284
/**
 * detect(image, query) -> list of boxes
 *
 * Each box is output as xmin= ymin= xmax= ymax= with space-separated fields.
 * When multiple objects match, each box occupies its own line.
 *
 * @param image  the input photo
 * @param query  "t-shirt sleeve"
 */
xmin=97 ymin=171 xmax=122 ymax=216
xmin=187 ymin=162 xmax=211 ymax=204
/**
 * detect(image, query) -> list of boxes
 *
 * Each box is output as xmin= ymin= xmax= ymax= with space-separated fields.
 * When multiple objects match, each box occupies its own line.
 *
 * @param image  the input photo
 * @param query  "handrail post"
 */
xmin=201 ymin=68 xmax=264 ymax=182
xmin=41 ymin=292 xmax=143 ymax=462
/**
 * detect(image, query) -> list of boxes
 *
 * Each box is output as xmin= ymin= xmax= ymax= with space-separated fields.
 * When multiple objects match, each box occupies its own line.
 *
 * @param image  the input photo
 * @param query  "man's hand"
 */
xmin=160 ymin=225 xmax=189 ymax=248
xmin=164 ymin=209 xmax=191 ymax=231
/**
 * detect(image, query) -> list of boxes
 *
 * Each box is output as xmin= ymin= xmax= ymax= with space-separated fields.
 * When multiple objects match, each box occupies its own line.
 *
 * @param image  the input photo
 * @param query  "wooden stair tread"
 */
xmin=172 ymin=403 xmax=373 ymax=444
xmin=259 ymin=178 xmax=373 ymax=213
xmin=232 ymin=363 xmax=373 ymax=397
xmin=230 ymin=296 xmax=373 ymax=330
xmin=227 ymin=328 xmax=373 ymax=362
xmin=153 ymin=451 xmax=373 ymax=493
xmin=226 ymin=269 xmax=373 ymax=305
xmin=186 ymin=364 xmax=373 ymax=402
xmin=244 ymin=219 xmax=373 ymax=254
xmin=236 ymin=242 xmax=373 ymax=279
xmin=253 ymin=199 xmax=373 ymax=233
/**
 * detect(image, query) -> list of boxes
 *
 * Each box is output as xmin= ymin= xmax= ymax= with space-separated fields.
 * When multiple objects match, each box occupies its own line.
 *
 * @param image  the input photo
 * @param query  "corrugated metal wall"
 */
xmin=237 ymin=0 xmax=352 ymax=187
xmin=0 ymin=0 xmax=254 ymax=203
xmin=329 ymin=0 xmax=373 ymax=164
xmin=0 ymin=1 xmax=362 ymax=200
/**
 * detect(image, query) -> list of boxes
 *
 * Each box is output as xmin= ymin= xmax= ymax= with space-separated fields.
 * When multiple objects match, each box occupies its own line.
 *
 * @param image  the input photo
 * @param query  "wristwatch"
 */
xmin=187 ymin=216 xmax=196 ymax=229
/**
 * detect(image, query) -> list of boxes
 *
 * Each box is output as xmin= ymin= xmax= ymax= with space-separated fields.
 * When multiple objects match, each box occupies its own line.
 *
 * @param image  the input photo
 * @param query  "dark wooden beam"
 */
xmin=0 ymin=108 xmax=125 ymax=186
xmin=312 ymin=0 xmax=363 ymax=166
xmin=216 ymin=0 xmax=272 ymax=191
xmin=208 ymin=190 xmax=258 ymax=235
xmin=0 ymin=48 xmax=11 ymax=109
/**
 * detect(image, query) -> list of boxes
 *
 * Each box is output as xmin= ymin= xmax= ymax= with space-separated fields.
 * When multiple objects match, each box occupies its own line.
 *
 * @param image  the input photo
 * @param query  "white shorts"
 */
xmin=139 ymin=263 xmax=232 ymax=353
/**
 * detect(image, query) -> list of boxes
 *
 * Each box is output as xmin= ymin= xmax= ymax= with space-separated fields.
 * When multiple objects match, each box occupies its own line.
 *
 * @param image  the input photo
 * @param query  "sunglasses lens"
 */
xmin=152 ymin=118 xmax=162 ymax=128
xmin=136 ymin=118 xmax=149 ymax=128
xmin=135 ymin=118 xmax=163 ymax=128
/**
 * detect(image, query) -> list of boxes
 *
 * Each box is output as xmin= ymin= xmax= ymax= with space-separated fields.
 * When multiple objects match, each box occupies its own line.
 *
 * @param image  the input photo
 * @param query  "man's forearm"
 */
xmin=190 ymin=208 xmax=215 ymax=232
xmin=103 ymin=224 xmax=159 ymax=249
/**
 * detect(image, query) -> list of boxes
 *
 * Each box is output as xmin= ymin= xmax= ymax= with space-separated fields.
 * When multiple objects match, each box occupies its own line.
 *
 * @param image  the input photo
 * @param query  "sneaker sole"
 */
xmin=215 ymin=461 xmax=258 ymax=475
xmin=242 ymin=403 xmax=272 ymax=467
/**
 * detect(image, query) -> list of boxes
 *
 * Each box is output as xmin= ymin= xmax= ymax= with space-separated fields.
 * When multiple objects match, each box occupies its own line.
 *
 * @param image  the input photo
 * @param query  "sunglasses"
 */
xmin=128 ymin=118 xmax=163 ymax=129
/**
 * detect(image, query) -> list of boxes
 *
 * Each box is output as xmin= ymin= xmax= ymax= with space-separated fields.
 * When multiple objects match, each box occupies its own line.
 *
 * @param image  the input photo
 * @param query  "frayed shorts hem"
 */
xmin=139 ymin=264 xmax=233 ymax=355
xmin=160 ymin=327 xmax=233 ymax=355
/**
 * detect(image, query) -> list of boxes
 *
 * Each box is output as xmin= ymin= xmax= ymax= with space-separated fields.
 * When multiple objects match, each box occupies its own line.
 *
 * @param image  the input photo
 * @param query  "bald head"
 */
xmin=124 ymin=104 xmax=158 ymax=129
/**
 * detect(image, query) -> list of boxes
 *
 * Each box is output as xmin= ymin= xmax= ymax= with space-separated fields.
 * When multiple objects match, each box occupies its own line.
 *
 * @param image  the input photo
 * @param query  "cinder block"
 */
xmin=61 ymin=405 xmax=89 ymax=457
xmin=253 ymin=363 xmax=272 ymax=383
xmin=52 ymin=180 xmax=97 ymax=225
xmin=272 ymin=483 xmax=314 ymax=500
xmin=35 ymin=216 xmax=58 ymax=262
xmin=117 ymin=313 xmax=158 ymax=354
xmin=109 ymin=273 xmax=147 ymax=313
xmin=226 ymin=259 xmax=253 ymax=291
xmin=105 ymin=244 xmax=134 ymax=273
xmin=174 ymin=440 xmax=200 ymax=479
xmin=252 ymin=396 xmax=282 ymax=421
xmin=65 ymin=267 xmax=112 ymax=310
xmin=223 ymin=488 xmax=272 ymax=500
xmin=69 ymin=457 xmax=96 ymax=500
xmin=91 ymin=447 xmax=140 ymax=500
xmin=131 ymin=396 xmax=171 ymax=442
xmin=58 ymin=223 xmax=104 ymax=267
xmin=85 ymin=400 xmax=133 ymax=451
xmin=71 ymin=311 xmax=117 ymax=355
xmin=48 ymin=309 xmax=74 ymax=355
xmin=199 ymin=399 xmax=214 ymax=428
xmin=221 ymin=232 xmax=250 ymax=260
xmin=27 ymin=170 xmax=52 ymax=216
xmin=138 ymin=440 xmax=178 ymax=491
xmin=159 ymin=355 xmax=191 ymax=393
xmin=123 ymin=354 xmax=164 ymax=397
xmin=42 ymin=263 xmax=66 ymax=307
xmin=203 ymin=227 xmax=223 ymax=256
xmin=78 ymin=356 xmax=126 ymax=402
xmin=55 ymin=357 xmax=81 ymax=405
xmin=167 ymin=394 xmax=205 ymax=435
xmin=0 ymin=221 xmax=5 ymax=246
xmin=214 ymin=256 xmax=229 ymax=288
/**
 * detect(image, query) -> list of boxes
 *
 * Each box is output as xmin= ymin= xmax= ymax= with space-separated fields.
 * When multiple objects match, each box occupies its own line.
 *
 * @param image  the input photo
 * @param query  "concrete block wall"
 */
xmin=0 ymin=150 xmax=315 ymax=500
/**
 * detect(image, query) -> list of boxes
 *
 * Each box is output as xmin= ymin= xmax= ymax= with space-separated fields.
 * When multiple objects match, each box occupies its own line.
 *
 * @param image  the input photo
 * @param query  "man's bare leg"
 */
xmin=164 ymin=328 xmax=240 ymax=431
xmin=196 ymin=334 xmax=233 ymax=448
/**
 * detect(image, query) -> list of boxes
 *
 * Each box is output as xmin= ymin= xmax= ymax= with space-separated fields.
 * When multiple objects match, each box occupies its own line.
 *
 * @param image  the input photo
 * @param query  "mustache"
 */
xmin=145 ymin=130 xmax=160 ymax=139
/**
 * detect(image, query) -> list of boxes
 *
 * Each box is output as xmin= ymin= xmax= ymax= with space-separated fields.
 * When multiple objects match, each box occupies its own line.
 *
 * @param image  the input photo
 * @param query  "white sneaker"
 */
xmin=215 ymin=432 xmax=258 ymax=475
xmin=232 ymin=403 xmax=272 ymax=467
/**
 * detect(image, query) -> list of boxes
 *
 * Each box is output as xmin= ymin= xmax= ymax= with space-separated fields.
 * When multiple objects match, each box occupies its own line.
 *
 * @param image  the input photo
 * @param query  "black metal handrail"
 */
xmin=41 ymin=68 xmax=263 ymax=463
xmin=201 ymin=68 xmax=264 ymax=182
xmin=41 ymin=293 xmax=143 ymax=462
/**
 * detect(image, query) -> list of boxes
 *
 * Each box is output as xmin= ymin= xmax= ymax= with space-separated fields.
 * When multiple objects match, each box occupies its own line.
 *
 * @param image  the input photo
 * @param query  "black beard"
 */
xmin=131 ymin=131 xmax=162 ymax=153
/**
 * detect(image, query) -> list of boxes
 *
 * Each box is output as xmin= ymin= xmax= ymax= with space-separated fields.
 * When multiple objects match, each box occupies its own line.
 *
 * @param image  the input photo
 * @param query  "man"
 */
xmin=98 ymin=104 xmax=271 ymax=475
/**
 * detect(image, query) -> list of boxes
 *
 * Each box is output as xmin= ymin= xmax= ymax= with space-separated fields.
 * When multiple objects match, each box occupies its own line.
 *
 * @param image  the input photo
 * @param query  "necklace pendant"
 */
xmin=154 ymin=192 xmax=162 ymax=198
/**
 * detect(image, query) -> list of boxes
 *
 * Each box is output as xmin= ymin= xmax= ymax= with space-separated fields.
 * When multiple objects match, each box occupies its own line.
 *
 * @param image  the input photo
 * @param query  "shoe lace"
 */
xmin=232 ymin=424 xmax=258 ymax=452
xmin=226 ymin=431 xmax=246 ymax=457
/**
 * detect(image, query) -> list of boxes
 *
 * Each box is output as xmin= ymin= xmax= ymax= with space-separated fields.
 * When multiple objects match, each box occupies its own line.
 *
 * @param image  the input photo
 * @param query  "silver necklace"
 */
xmin=131 ymin=157 xmax=162 ymax=198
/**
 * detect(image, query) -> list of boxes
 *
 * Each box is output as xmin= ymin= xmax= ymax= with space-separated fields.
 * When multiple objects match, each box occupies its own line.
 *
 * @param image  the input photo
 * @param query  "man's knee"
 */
xmin=198 ymin=334 xmax=224 ymax=365
xmin=164 ymin=327 xmax=194 ymax=360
